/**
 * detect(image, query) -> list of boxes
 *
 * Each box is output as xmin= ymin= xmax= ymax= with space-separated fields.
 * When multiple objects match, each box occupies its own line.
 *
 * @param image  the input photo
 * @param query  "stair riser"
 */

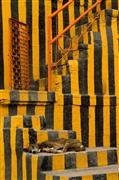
xmin=0 ymin=128 xmax=76 ymax=151
xmin=0 ymin=115 xmax=46 ymax=130
xmin=42 ymin=173 xmax=119 ymax=180
xmin=23 ymin=149 xmax=119 ymax=171
xmin=50 ymin=95 xmax=119 ymax=148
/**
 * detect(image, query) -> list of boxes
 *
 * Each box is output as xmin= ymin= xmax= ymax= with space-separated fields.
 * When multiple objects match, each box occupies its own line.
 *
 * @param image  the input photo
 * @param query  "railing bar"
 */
xmin=50 ymin=0 xmax=74 ymax=18
xmin=49 ymin=0 xmax=102 ymax=45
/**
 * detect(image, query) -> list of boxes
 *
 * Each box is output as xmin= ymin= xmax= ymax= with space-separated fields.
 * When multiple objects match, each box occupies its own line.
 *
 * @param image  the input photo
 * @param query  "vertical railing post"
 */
xmin=47 ymin=16 xmax=52 ymax=91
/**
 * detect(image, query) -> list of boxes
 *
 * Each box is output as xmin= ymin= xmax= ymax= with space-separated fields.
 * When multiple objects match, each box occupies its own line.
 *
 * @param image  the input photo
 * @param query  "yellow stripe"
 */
xmin=45 ymin=1 xmax=52 ymax=64
xmin=17 ymin=105 xmax=26 ymax=116
xmin=107 ymin=173 xmax=119 ymax=180
xmin=82 ymin=176 xmax=93 ymax=180
xmin=32 ymin=0 xmax=40 ymax=80
xmin=0 ymin=130 xmax=5 ymax=180
xmin=97 ymin=151 xmax=107 ymax=167
xmin=22 ymin=153 xmax=27 ymax=180
xmin=35 ymin=105 xmax=45 ymax=116
xmin=58 ymin=131 xmax=68 ymax=139
xmin=23 ymin=128 xmax=29 ymax=149
xmin=58 ymin=1 xmax=63 ymax=50
xmin=69 ymin=2 xmax=75 ymax=38
xmin=100 ymin=11 xmax=109 ymax=95
xmin=2 ymin=0 xmax=11 ymax=89
xmin=88 ymin=34 xmax=94 ymax=95
xmin=89 ymin=106 xmax=95 ymax=147
xmin=11 ymin=116 xmax=23 ymax=128
xmin=32 ymin=155 xmax=38 ymax=180
xmin=106 ymin=0 xmax=112 ymax=9
xmin=69 ymin=61 xmax=79 ymax=94
xmin=111 ymin=12 xmax=119 ymax=96
xmin=72 ymin=105 xmax=82 ymax=140
xmin=76 ymin=153 xmax=88 ymax=168
xmin=53 ymin=154 xmax=64 ymax=170
xmin=18 ymin=0 xmax=26 ymax=23
xmin=32 ymin=116 xmax=41 ymax=130
xmin=103 ymin=97 xmax=110 ymax=147
xmin=54 ymin=104 xmax=63 ymax=130
xmin=11 ymin=129 xmax=17 ymax=179
xmin=80 ymin=0 xmax=84 ymax=14
xmin=37 ymin=131 xmax=48 ymax=144
xmin=46 ymin=175 xmax=53 ymax=180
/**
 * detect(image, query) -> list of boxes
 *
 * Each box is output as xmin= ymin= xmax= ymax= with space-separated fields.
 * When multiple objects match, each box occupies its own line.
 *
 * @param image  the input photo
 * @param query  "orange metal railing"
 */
xmin=47 ymin=0 xmax=102 ymax=91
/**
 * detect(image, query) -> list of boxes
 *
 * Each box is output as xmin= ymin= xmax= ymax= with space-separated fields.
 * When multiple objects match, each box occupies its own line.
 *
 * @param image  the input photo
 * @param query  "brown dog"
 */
xmin=26 ymin=138 xmax=85 ymax=153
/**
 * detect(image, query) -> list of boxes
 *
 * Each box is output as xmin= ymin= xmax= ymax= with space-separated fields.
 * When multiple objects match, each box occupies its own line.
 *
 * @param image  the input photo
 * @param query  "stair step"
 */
xmin=1 ymin=128 xmax=76 ymax=150
xmin=0 ymin=115 xmax=46 ymax=129
xmin=41 ymin=165 xmax=119 ymax=179
xmin=23 ymin=147 xmax=119 ymax=171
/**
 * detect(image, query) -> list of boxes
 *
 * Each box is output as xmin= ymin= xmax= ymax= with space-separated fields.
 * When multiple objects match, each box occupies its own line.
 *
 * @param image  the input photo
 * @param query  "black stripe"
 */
xmin=88 ymin=152 xmax=98 ymax=167
xmin=8 ymin=104 xmax=17 ymax=115
xmin=45 ymin=104 xmax=54 ymax=129
xmin=101 ymin=0 xmax=106 ymax=10
xmin=65 ymin=153 xmax=76 ymax=169
xmin=40 ymin=116 xmax=47 ymax=129
xmin=11 ymin=0 xmax=18 ymax=19
xmin=41 ymin=156 xmax=52 ymax=171
xmin=29 ymin=128 xmax=37 ymax=144
xmin=81 ymin=96 xmax=90 ymax=106
xmin=48 ymin=92 xmax=55 ymax=102
xmin=62 ymin=75 xmax=71 ymax=94
xmin=110 ymin=97 xmax=116 ymax=147
xmin=28 ymin=91 xmax=38 ymax=102
xmin=80 ymin=102 xmax=89 ymax=147
xmin=0 ymin=1 xmax=4 ymax=89
xmin=23 ymin=115 xmax=32 ymax=128
xmin=107 ymin=150 xmax=117 ymax=165
xmin=53 ymin=177 xmax=60 ymax=180
xmin=63 ymin=0 xmax=70 ymax=47
xmin=52 ymin=0 xmax=58 ymax=62
xmin=4 ymin=116 xmax=11 ymax=128
xmin=26 ymin=105 xmax=35 ymax=115
xmin=26 ymin=154 xmax=32 ymax=180
xmin=74 ymin=0 xmax=80 ymax=29
xmin=93 ymin=174 xmax=106 ymax=180
xmin=112 ymin=0 xmax=118 ymax=9
xmin=16 ymin=129 xmax=23 ymax=180
xmin=26 ymin=0 xmax=33 ymax=81
xmin=84 ymin=0 xmax=88 ymax=12
xmin=106 ymin=27 xmax=115 ymax=95
xmin=10 ymin=90 xmax=20 ymax=102
xmin=78 ymin=57 xmax=88 ymax=94
xmin=63 ymin=95 xmax=72 ymax=130
xmin=48 ymin=131 xmax=58 ymax=140
xmin=94 ymin=32 xmax=102 ymax=95
xmin=4 ymin=129 xmax=11 ymax=180
xmin=106 ymin=10 xmax=112 ymax=27
xmin=39 ymin=0 xmax=46 ymax=78
xmin=68 ymin=131 xmax=76 ymax=139
xmin=95 ymin=96 xmax=103 ymax=146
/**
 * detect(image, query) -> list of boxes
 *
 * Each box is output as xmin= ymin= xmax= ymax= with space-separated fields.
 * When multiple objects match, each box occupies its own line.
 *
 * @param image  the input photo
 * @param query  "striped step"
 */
xmin=0 ymin=115 xmax=46 ymax=129
xmin=23 ymin=147 xmax=119 ymax=171
xmin=1 ymin=128 xmax=76 ymax=151
xmin=41 ymin=165 xmax=119 ymax=180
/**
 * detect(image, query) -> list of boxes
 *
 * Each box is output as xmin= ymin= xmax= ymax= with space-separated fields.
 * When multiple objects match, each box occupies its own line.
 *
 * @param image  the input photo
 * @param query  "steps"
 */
xmin=22 ymin=147 xmax=119 ymax=179
xmin=41 ymin=166 xmax=119 ymax=179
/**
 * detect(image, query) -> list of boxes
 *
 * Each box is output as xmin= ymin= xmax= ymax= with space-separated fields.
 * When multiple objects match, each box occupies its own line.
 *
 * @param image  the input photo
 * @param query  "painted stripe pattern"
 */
xmin=0 ymin=0 xmax=119 ymax=87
